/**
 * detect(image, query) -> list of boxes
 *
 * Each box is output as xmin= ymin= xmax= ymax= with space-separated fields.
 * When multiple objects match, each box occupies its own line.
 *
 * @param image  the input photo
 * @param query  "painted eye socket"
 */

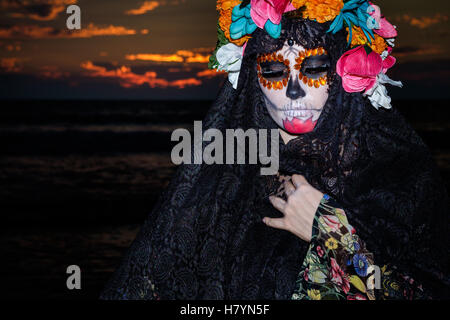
xmin=259 ymin=61 xmax=289 ymax=80
xmin=301 ymin=55 xmax=331 ymax=79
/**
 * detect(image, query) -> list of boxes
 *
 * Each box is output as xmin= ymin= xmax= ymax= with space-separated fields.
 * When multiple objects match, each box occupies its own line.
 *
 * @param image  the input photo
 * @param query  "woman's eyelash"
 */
xmin=262 ymin=70 xmax=285 ymax=77
xmin=303 ymin=64 xmax=329 ymax=74
xmin=261 ymin=63 xmax=288 ymax=78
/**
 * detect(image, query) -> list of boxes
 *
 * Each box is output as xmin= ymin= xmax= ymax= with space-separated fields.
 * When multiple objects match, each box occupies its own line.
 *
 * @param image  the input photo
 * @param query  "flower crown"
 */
xmin=209 ymin=0 xmax=402 ymax=110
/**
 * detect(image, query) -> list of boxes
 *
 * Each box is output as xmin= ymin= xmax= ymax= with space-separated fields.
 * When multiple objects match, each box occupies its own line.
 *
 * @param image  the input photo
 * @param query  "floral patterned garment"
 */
xmin=291 ymin=195 xmax=429 ymax=300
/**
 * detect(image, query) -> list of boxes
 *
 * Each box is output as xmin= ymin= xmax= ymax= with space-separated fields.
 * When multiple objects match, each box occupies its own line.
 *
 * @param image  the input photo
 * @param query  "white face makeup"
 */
xmin=257 ymin=40 xmax=330 ymax=134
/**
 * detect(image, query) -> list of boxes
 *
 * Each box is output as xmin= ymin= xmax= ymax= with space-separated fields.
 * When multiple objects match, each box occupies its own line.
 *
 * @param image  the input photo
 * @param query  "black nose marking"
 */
xmin=286 ymin=76 xmax=306 ymax=100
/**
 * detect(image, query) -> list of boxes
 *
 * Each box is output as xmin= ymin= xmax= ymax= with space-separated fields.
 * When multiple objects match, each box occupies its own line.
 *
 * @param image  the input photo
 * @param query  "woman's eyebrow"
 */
xmin=303 ymin=55 xmax=330 ymax=63
xmin=260 ymin=61 xmax=286 ymax=67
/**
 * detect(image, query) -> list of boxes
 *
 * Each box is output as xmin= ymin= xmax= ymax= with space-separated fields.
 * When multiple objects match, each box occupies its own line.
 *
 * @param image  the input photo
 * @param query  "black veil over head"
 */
xmin=100 ymin=15 xmax=449 ymax=299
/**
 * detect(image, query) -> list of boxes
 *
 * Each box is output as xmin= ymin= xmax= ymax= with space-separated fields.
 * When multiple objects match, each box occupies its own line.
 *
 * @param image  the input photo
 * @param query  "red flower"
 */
xmin=336 ymin=45 xmax=383 ymax=93
xmin=330 ymin=258 xmax=350 ymax=294
xmin=316 ymin=246 xmax=324 ymax=258
xmin=304 ymin=268 xmax=309 ymax=281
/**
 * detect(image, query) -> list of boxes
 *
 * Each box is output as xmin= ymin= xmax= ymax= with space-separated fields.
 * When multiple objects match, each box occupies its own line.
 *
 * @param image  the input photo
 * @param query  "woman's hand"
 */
xmin=263 ymin=174 xmax=324 ymax=242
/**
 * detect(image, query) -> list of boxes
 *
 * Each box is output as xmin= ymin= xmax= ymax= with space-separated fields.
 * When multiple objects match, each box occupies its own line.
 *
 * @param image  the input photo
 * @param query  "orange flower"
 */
xmin=217 ymin=0 xmax=250 ymax=46
xmin=303 ymin=0 xmax=344 ymax=23
xmin=347 ymin=26 xmax=387 ymax=55
xmin=216 ymin=0 xmax=239 ymax=11
xmin=291 ymin=0 xmax=307 ymax=9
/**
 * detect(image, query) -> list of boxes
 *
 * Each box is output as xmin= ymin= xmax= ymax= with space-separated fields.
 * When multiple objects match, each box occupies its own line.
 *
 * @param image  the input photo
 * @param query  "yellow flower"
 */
xmin=303 ymin=0 xmax=344 ymax=23
xmin=325 ymin=237 xmax=338 ymax=250
xmin=307 ymin=289 xmax=322 ymax=300
xmin=217 ymin=0 xmax=250 ymax=46
xmin=347 ymin=26 xmax=387 ymax=55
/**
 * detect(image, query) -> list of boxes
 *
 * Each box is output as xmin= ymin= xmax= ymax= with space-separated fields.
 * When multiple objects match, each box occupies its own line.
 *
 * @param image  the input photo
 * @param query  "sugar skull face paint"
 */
xmin=258 ymin=39 xmax=330 ymax=134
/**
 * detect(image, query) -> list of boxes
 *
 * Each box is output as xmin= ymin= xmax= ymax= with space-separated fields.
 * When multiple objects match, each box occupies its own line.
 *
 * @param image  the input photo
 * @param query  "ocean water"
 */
xmin=0 ymin=100 xmax=211 ymax=226
xmin=0 ymin=99 xmax=449 ymax=299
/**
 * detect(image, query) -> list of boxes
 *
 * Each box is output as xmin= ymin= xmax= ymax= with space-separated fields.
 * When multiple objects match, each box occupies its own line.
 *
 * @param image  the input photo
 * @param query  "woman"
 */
xmin=100 ymin=0 xmax=449 ymax=300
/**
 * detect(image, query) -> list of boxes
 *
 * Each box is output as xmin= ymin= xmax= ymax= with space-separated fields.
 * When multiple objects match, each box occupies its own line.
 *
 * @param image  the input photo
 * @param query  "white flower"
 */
xmin=385 ymin=38 xmax=396 ymax=47
xmin=364 ymin=73 xmax=403 ymax=110
xmin=292 ymin=293 xmax=300 ymax=300
xmin=381 ymin=38 xmax=395 ymax=60
xmin=216 ymin=43 xmax=243 ymax=89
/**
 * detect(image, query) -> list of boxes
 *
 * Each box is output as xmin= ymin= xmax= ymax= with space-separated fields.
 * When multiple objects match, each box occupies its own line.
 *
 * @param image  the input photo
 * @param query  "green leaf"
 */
xmin=208 ymin=23 xmax=230 ymax=70
xmin=363 ymin=44 xmax=373 ymax=55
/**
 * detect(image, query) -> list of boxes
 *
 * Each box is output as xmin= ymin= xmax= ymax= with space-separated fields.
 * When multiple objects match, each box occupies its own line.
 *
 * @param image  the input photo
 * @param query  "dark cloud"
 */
xmin=0 ymin=23 xmax=139 ymax=39
xmin=0 ymin=72 xmax=225 ymax=99
xmin=394 ymin=45 xmax=443 ymax=57
xmin=0 ymin=0 xmax=77 ymax=21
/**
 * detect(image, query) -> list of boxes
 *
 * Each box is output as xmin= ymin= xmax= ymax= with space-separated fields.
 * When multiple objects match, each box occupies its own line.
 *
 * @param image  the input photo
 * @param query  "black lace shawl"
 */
xmin=100 ymin=17 xmax=449 ymax=299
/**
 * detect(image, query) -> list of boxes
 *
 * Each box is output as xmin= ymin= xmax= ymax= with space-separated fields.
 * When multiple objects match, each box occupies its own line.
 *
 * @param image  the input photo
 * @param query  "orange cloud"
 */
xmin=0 ymin=23 xmax=138 ymax=39
xmin=170 ymin=78 xmax=204 ymax=88
xmin=80 ymin=60 xmax=202 ymax=89
xmin=39 ymin=65 xmax=70 ymax=79
xmin=196 ymin=69 xmax=226 ymax=78
xmin=126 ymin=53 xmax=184 ymax=63
xmin=1 ymin=0 xmax=77 ymax=21
xmin=2 ymin=42 xmax=21 ymax=51
xmin=398 ymin=14 xmax=448 ymax=29
xmin=0 ymin=57 xmax=22 ymax=72
xmin=125 ymin=1 xmax=160 ymax=15
xmin=125 ymin=48 xmax=213 ymax=64
xmin=71 ymin=24 xmax=137 ymax=38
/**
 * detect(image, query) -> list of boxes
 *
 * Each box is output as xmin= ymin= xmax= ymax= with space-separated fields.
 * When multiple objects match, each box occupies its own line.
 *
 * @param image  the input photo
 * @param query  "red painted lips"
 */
xmin=282 ymin=117 xmax=317 ymax=134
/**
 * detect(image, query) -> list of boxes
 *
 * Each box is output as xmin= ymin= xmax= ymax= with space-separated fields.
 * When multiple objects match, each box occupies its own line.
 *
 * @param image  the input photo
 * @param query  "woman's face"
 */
xmin=257 ymin=39 xmax=330 ymax=134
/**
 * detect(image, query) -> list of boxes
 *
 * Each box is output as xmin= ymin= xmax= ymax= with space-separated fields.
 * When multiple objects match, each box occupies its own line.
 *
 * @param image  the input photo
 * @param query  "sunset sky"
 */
xmin=0 ymin=0 xmax=449 ymax=100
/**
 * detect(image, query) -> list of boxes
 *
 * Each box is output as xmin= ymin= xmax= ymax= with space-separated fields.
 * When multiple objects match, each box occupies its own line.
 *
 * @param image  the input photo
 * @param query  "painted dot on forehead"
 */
xmin=288 ymin=38 xmax=294 ymax=46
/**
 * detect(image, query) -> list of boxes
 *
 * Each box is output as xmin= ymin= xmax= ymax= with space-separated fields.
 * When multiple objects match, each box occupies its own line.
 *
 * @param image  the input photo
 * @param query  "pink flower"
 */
xmin=250 ymin=0 xmax=293 ymax=29
xmin=382 ymin=55 xmax=396 ymax=73
xmin=330 ymin=258 xmax=350 ymax=294
xmin=316 ymin=246 xmax=324 ymax=258
xmin=304 ymin=268 xmax=309 ymax=281
xmin=336 ymin=46 xmax=383 ymax=93
xmin=368 ymin=3 xmax=397 ymax=38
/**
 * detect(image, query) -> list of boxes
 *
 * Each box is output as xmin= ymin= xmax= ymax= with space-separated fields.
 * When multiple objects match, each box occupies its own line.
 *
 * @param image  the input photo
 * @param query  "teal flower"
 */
xmin=327 ymin=0 xmax=375 ymax=46
xmin=230 ymin=4 xmax=257 ymax=40
xmin=263 ymin=19 xmax=282 ymax=39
